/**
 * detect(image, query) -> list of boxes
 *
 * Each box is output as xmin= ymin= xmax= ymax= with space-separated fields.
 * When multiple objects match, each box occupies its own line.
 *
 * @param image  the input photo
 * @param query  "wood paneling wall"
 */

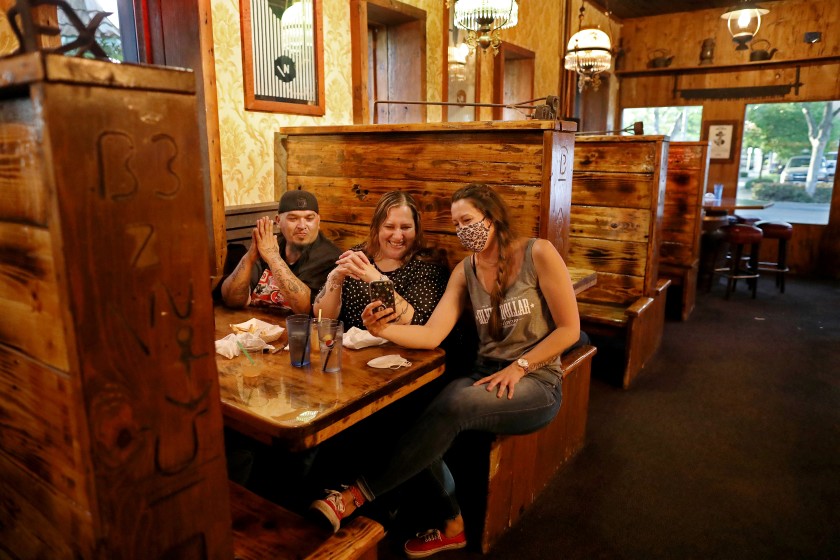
xmin=616 ymin=0 xmax=840 ymax=276
xmin=273 ymin=121 xmax=577 ymax=270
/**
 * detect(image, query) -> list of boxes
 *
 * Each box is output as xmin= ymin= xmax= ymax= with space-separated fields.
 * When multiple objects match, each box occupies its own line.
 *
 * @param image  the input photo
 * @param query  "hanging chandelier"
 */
xmin=448 ymin=0 xmax=518 ymax=55
xmin=721 ymin=0 xmax=769 ymax=51
xmin=564 ymin=5 xmax=612 ymax=92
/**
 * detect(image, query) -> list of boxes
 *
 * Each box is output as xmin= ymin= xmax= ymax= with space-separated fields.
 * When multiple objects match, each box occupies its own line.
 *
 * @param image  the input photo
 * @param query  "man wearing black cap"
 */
xmin=220 ymin=190 xmax=341 ymax=314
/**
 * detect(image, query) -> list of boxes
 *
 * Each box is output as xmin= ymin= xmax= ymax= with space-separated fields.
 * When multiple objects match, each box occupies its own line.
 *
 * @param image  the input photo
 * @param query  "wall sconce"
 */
xmin=447 ymin=0 xmax=519 ymax=55
xmin=721 ymin=0 xmax=769 ymax=51
xmin=564 ymin=4 xmax=612 ymax=92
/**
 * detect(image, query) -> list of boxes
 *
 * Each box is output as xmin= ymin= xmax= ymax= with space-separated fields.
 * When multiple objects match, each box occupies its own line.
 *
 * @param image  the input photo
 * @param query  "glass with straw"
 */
xmin=317 ymin=319 xmax=343 ymax=373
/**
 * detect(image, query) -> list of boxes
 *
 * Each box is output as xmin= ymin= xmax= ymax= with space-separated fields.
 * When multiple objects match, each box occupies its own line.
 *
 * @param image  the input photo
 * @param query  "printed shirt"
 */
xmin=463 ymin=238 xmax=560 ymax=372
xmin=249 ymin=232 xmax=341 ymax=314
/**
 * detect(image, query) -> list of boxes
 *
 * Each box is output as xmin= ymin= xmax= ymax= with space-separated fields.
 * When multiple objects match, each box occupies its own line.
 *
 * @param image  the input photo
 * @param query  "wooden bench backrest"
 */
xmin=661 ymin=141 xmax=710 ymax=270
xmin=569 ymin=135 xmax=669 ymax=305
xmin=273 ymin=121 xmax=577 ymax=269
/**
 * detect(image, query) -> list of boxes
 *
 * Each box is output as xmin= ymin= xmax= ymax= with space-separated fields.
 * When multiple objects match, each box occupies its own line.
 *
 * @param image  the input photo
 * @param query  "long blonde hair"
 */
xmin=452 ymin=183 xmax=515 ymax=341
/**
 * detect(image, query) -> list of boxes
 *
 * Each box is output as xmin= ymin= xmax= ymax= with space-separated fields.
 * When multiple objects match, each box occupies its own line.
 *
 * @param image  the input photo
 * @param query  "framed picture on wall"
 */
xmin=703 ymin=120 xmax=738 ymax=162
xmin=239 ymin=0 xmax=325 ymax=115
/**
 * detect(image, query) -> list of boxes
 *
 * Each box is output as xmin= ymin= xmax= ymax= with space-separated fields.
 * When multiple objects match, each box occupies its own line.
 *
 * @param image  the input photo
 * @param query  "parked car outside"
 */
xmin=825 ymin=151 xmax=837 ymax=180
xmin=779 ymin=155 xmax=828 ymax=183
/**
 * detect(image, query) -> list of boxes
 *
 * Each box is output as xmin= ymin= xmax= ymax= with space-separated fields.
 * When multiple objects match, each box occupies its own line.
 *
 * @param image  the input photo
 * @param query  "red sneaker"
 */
xmin=404 ymin=529 xmax=467 ymax=558
xmin=309 ymin=489 xmax=346 ymax=533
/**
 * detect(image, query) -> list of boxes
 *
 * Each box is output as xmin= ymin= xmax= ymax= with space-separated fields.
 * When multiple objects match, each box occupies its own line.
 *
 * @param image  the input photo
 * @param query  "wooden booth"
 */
xmin=569 ymin=135 xmax=671 ymax=389
xmin=260 ymin=121 xmax=596 ymax=550
xmin=0 ymin=53 xmax=383 ymax=560
xmin=661 ymin=141 xmax=711 ymax=321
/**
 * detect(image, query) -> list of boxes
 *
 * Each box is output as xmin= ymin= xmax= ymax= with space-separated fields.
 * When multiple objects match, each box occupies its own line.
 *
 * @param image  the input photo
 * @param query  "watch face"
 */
xmin=517 ymin=358 xmax=529 ymax=370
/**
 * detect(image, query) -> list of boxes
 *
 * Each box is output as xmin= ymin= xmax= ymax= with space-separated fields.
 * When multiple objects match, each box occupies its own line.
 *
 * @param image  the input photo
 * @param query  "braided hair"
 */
xmin=452 ymin=183 xmax=515 ymax=341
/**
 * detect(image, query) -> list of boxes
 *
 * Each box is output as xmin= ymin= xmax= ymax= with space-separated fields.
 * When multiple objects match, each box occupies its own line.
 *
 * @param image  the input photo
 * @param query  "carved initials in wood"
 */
xmin=97 ymin=130 xmax=183 ymax=201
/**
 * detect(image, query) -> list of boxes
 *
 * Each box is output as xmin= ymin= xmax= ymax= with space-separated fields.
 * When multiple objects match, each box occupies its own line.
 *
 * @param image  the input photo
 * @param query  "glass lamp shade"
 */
xmin=720 ymin=1 xmax=768 ymax=49
xmin=453 ymin=0 xmax=518 ymax=32
xmin=564 ymin=28 xmax=612 ymax=74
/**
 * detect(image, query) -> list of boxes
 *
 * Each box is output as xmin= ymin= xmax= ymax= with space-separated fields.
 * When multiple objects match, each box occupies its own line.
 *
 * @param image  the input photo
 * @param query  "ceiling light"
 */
xmin=448 ymin=0 xmax=518 ymax=55
xmin=564 ymin=5 xmax=612 ymax=92
xmin=721 ymin=0 xmax=769 ymax=51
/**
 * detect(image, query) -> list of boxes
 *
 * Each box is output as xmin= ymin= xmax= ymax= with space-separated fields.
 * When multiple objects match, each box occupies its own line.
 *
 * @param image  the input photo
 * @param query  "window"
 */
xmin=59 ymin=0 xmax=137 ymax=62
xmin=739 ymin=101 xmax=839 ymax=225
xmin=621 ymin=106 xmax=703 ymax=140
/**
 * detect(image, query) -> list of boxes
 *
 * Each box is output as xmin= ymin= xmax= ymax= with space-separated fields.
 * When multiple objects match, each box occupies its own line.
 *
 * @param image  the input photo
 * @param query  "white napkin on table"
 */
xmin=229 ymin=318 xmax=284 ymax=342
xmin=215 ymin=332 xmax=275 ymax=359
xmin=343 ymin=326 xmax=388 ymax=349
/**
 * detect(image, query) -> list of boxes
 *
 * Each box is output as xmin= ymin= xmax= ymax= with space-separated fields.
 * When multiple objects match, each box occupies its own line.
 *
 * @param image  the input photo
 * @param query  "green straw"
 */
xmin=236 ymin=340 xmax=256 ymax=365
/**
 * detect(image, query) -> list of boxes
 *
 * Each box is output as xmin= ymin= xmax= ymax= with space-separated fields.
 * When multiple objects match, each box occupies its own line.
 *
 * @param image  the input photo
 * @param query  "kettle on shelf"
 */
xmin=749 ymin=39 xmax=778 ymax=61
xmin=647 ymin=48 xmax=674 ymax=68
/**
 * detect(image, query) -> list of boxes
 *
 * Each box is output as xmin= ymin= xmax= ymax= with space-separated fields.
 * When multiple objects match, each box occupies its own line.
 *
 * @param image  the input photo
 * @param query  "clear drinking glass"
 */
xmin=713 ymin=183 xmax=724 ymax=201
xmin=317 ymin=319 xmax=343 ymax=373
xmin=286 ymin=315 xmax=312 ymax=367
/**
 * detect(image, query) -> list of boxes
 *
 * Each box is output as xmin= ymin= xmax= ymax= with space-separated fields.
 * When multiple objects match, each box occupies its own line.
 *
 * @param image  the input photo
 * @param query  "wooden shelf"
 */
xmin=614 ymin=55 xmax=840 ymax=77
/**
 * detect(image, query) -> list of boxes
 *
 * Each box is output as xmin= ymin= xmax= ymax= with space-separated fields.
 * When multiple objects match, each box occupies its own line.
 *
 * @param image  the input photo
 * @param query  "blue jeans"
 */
xmin=356 ymin=363 xmax=563 ymax=519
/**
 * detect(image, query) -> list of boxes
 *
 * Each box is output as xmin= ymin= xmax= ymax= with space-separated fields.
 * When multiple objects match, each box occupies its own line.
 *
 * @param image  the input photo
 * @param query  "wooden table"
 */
xmin=703 ymin=198 xmax=775 ymax=214
xmin=568 ymin=266 xmax=597 ymax=294
xmin=215 ymin=307 xmax=446 ymax=451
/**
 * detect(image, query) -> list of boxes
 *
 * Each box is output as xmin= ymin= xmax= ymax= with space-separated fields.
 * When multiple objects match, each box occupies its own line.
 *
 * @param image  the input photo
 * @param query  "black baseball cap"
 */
xmin=278 ymin=190 xmax=319 ymax=214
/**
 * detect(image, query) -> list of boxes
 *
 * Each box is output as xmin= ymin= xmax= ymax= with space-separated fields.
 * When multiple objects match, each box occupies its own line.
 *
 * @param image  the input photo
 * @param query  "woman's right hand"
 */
xmin=362 ymin=301 xmax=397 ymax=337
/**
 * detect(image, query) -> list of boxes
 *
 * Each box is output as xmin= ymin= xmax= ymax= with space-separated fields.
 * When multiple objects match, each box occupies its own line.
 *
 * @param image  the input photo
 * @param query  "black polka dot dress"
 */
xmin=338 ymin=254 xmax=449 ymax=330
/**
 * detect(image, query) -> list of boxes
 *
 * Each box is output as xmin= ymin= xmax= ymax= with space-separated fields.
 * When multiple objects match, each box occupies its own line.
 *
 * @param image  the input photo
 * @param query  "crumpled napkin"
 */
xmin=230 ymin=318 xmax=284 ymax=342
xmin=215 ymin=332 xmax=275 ymax=359
xmin=367 ymin=354 xmax=412 ymax=369
xmin=343 ymin=326 xmax=388 ymax=350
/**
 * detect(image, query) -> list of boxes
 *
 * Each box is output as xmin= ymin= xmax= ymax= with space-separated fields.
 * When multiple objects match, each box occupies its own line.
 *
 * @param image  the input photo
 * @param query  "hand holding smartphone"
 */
xmin=369 ymin=279 xmax=396 ymax=313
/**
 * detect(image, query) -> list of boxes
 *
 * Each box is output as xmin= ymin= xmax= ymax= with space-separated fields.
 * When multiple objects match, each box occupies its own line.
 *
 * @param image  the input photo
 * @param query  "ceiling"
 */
xmin=587 ymin=0 xmax=783 ymax=20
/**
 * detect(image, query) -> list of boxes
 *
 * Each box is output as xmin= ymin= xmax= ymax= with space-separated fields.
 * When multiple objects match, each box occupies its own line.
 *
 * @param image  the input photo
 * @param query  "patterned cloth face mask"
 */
xmin=456 ymin=219 xmax=491 ymax=252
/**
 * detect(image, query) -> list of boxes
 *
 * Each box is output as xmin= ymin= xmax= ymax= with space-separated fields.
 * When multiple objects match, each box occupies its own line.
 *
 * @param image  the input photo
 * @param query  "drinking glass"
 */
xmin=286 ymin=315 xmax=312 ymax=367
xmin=317 ymin=319 xmax=343 ymax=373
xmin=713 ymin=183 xmax=724 ymax=201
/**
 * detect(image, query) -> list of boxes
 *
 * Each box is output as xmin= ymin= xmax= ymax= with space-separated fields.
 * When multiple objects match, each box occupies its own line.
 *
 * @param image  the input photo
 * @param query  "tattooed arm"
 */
xmin=312 ymin=268 xmax=345 ymax=320
xmin=251 ymin=217 xmax=312 ymax=314
xmin=220 ymin=230 xmax=260 ymax=309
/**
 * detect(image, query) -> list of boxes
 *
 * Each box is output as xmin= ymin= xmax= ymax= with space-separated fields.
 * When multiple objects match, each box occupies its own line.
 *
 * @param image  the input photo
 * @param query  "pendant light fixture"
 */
xmin=721 ymin=0 xmax=769 ymax=50
xmin=564 ymin=4 xmax=612 ymax=92
xmin=447 ymin=0 xmax=519 ymax=55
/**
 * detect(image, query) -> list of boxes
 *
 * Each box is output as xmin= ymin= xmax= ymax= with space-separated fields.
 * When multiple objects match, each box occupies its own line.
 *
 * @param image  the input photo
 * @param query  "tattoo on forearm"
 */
xmin=528 ymin=354 xmax=562 ymax=371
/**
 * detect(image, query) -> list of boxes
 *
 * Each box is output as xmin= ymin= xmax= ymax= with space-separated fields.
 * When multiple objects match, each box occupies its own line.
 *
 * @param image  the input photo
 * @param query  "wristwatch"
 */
xmin=516 ymin=357 xmax=530 ymax=373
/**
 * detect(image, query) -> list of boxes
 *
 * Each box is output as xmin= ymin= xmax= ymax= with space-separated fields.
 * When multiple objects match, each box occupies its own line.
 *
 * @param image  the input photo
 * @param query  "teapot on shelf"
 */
xmin=749 ymin=39 xmax=778 ymax=61
xmin=648 ymin=48 xmax=674 ymax=68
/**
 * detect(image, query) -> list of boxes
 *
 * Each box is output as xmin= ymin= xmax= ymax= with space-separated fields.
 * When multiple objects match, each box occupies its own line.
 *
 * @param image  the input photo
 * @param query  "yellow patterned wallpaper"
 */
xmin=212 ymin=0 xmax=444 ymax=206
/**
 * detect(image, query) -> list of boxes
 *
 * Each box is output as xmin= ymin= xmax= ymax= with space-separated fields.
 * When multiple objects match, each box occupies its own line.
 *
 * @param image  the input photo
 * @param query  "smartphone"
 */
xmin=369 ymin=279 xmax=396 ymax=313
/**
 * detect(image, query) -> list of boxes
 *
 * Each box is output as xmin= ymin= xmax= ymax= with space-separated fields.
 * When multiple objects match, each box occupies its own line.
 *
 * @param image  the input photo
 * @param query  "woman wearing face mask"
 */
xmin=314 ymin=191 xmax=449 ymax=330
xmin=310 ymin=183 xmax=584 ymax=558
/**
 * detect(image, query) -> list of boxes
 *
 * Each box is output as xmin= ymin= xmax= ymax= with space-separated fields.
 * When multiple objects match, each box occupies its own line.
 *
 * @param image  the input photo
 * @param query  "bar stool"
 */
xmin=756 ymin=220 xmax=793 ymax=293
xmin=716 ymin=223 xmax=763 ymax=299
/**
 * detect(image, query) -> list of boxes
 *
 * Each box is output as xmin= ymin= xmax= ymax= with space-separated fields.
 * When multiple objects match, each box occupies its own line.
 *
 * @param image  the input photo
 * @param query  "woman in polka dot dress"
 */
xmin=314 ymin=191 xmax=449 ymax=330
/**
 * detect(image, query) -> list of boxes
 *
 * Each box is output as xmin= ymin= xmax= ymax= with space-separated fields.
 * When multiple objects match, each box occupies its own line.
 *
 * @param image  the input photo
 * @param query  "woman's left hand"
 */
xmin=474 ymin=364 xmax=527 ymax=399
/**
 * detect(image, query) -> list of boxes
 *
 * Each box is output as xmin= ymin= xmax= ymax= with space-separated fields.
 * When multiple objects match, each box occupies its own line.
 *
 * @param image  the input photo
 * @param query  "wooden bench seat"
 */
xmin=230 ymin=481 xmax=384 ymax=560
xmin=450 ymin=344 xmax=596 ymax=553
xmin=569 ymin=135 xmax=671 ymax=388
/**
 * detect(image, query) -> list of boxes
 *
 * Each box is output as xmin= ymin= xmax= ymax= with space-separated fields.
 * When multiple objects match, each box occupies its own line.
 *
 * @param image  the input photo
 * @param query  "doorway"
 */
xmin=350 ymin=0 xmax=426 ymax=124
xmin=492 ymin=42 xmax=534 ymax=121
